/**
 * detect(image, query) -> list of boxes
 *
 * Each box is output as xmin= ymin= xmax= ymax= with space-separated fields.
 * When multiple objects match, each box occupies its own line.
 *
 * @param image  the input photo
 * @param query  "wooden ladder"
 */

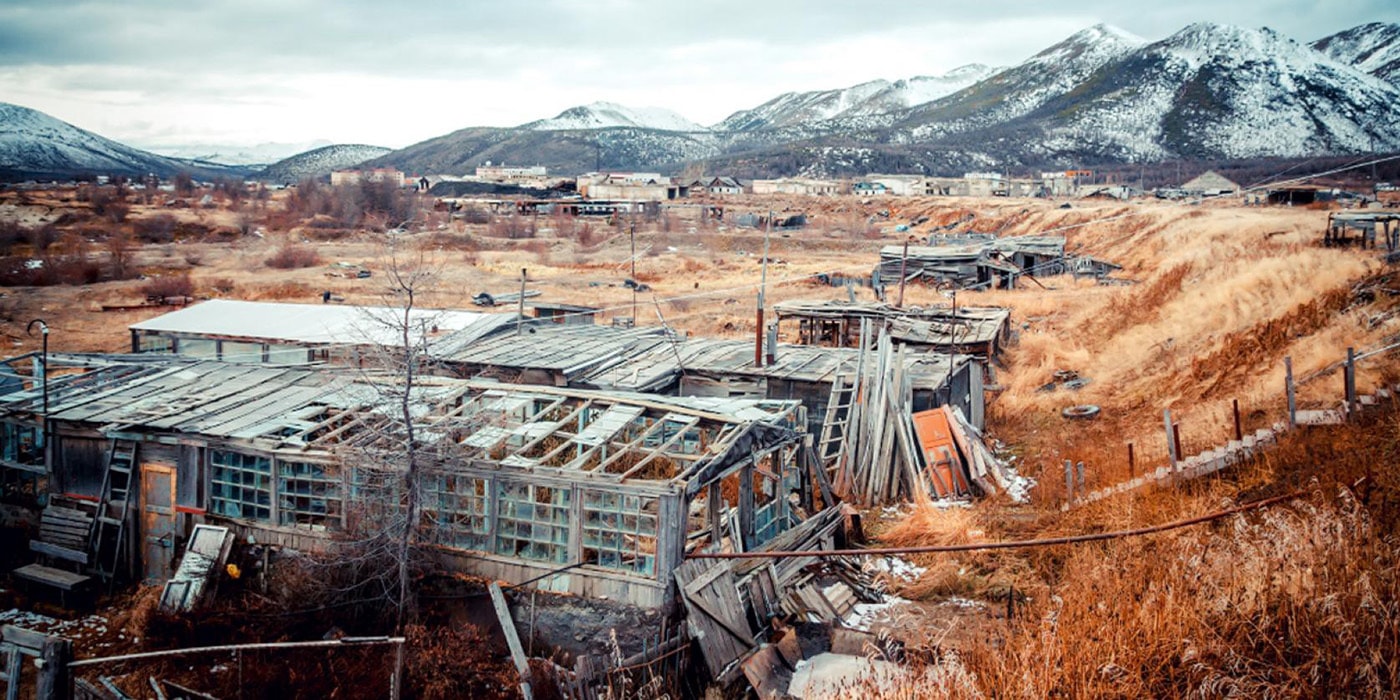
xmin=89 ymin=437 xmax=137 ymax=584
xmin=815 ymin=374 xmax=856 ymax=484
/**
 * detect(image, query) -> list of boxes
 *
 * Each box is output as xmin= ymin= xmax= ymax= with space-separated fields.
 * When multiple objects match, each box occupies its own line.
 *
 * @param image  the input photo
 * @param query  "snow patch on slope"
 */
xmin=525 ymin=102 xmax=708 ymax=132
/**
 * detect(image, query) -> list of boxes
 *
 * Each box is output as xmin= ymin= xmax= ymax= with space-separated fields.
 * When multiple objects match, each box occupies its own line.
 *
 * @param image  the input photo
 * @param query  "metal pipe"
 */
xmin=70 ymin=637 xmax=407 ymax=668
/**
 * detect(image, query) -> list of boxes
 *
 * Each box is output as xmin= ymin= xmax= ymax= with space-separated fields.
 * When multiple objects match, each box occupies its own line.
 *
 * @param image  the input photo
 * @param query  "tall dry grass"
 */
xmin=917 ymin=415 xmax=1400 ymax=698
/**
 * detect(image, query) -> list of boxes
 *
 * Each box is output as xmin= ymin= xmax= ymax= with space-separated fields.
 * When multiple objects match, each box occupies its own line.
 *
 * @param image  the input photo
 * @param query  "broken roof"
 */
xmin=0 ymin=355 xmax=803 ymax=490
xmin=772 ymin=300 xmax=1010 ymax=350
xmin=130 ymin=299 xmax=514 ymax=351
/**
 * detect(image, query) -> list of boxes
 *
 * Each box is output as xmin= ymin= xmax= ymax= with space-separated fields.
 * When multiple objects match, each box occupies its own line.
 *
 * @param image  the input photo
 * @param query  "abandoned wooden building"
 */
xmin=772 ymin=299 xmax=1012 ymax=359
xmin=0 ymin=355 xmax=826 ymax=608
xmin=1325 ymin=211 xmax=1400 ymax=250
xmin=874 ymin=235 xmax=1068 ymax=290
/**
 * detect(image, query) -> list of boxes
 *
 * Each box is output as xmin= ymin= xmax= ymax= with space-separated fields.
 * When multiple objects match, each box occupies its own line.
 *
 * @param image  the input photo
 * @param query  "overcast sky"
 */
xmin=1 ymin=0 xmax=1396 ymax=151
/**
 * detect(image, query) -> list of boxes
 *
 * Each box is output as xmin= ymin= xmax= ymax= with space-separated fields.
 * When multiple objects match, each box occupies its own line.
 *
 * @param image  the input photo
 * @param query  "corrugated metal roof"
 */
xmin=130 ymin=299 xmax=510 ymax=350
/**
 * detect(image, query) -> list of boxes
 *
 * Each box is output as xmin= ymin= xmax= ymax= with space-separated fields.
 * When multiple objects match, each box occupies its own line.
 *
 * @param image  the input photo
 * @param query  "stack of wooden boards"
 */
xmin=823 ymin=321 xmax=1012 ymax=504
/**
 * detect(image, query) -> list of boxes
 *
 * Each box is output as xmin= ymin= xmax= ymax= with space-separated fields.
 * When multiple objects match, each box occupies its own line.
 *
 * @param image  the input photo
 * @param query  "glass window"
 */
xmin=220 ymin=341 xmax=265 ymax=363
xmin=277 ymin=461 xmax=342 ymax=528
xmin=209 ymin=450 xmax=272 ymax=521
xmin=136 ymin=333 xmax=173 ymax=353
xmin=179 ymin=337 xmax=218 ymax=359
xmin=582 ymin=490 xmax=657 ymax=577
xmin=495 ymin=481 xmax=571 ymax=564
xmin=0 ymin=422 xmax=41 ymax=466
xmin=423 ymin=473 xmax=491 ymax=552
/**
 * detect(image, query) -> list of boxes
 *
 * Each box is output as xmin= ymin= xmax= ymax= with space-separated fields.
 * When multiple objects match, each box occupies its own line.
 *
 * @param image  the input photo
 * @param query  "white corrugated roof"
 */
xmin=130 ymin=299 xmax=503 ymax=348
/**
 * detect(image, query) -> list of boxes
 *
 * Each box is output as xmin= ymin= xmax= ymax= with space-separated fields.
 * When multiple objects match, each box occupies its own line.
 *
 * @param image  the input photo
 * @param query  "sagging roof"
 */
xmin=0 ymin=361 xmax=375 ymax=444
xmin=581 ymin=336 xmax=972 ymax=393
xmin=435 ymin=323 xmax=673 ymax=379
xmin=130 ymin=299 xmax=516 ymax=351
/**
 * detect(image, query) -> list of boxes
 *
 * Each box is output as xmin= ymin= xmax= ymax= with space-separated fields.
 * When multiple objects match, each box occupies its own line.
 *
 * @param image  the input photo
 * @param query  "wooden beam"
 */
xmin=488 ymin=583 xmax=534 ymax=700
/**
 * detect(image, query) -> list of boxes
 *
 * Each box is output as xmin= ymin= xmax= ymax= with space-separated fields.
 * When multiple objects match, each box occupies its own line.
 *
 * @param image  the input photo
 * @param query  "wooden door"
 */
xmin=140 ymin=463 xmax=177 ymax=583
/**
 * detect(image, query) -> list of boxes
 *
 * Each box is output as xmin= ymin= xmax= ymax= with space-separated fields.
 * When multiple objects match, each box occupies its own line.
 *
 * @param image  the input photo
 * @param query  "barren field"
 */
xmin=2 ymin=184 xmax=1399 ymax=697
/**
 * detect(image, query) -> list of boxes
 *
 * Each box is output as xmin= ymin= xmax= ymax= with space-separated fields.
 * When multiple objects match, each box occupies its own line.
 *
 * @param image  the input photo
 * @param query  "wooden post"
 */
xmin=1232 ymin=399 xmax=1243 ymax=441
xmin=391 ymin=639 xmax=404 ymax=700
xmin=1345 ymin=347 xmax=1357 ymax=418
xmin=1075 ymin=461 xmax=1085 ymax=495
xmin=1127 ymin=443 xmax=1135 ymax=478
xmin=1172 ymin=424 xmax=1183 ymax=471
xmin=1063 ymin=460 xmax=1074 ymax=504
xmin=488 ymin=583 xmax=534 ymax=700
xmin=1164 ymin=409 xmax=1177 ymax=472
xmin=35 ymin=636 xmax=71 ymax=700
xmin=1285 ymin=356 xmax=1296 ymax=429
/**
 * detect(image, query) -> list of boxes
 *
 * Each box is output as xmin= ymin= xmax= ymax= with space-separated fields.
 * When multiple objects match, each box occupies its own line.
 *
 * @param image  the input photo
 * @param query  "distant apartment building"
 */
xmin=474 ymin=163 xmax=548 ymax=181
xmin=751 ymin=178 xmax=844 ymax=196
xmin=330 ymin=168 xmax=406 ymax=187
xmin=577 ymin=172 xmax=682 ymax=200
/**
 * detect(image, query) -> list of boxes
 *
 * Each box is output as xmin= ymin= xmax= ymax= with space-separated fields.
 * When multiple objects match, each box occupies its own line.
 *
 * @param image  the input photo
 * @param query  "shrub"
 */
xmin=134 ymin=214 xmax=178 ymax=243
xmin=140 ymin=274 xmax=195 ymax=299
xmin=265 ymin=245 xmax=321 ymax=269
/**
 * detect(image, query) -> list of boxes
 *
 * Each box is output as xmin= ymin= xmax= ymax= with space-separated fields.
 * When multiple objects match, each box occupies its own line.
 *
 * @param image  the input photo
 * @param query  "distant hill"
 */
xmin=255 ymin=144 xmax=392 ymax=184
xmin=0 ymin=102 xmax=247 ymax=181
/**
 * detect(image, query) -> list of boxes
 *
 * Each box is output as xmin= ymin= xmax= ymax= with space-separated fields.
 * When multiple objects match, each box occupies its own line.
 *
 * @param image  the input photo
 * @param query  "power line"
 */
xmin=687 ymin=489 xmax=1305 ymax=560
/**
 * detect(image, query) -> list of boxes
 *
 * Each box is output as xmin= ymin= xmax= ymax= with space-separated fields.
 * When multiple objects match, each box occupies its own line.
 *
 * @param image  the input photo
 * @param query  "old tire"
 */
xmin=1062 ymin=404 xmax=1100 ymax=420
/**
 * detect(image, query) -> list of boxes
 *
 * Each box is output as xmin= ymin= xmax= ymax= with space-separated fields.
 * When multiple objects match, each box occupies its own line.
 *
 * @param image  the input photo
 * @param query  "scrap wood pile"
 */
xmin=822 ymin=321 xmax=1012 ymax=505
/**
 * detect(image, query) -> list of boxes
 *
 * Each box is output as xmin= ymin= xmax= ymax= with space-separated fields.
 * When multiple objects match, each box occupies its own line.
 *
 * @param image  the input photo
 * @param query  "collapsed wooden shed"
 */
xmin=772 ymin=299 xmax=1012 ymax=359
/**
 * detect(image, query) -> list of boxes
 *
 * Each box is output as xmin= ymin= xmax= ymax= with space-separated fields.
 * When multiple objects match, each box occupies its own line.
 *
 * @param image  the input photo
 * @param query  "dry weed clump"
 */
xmin=265 ymin=244 xmax=321 ymax=269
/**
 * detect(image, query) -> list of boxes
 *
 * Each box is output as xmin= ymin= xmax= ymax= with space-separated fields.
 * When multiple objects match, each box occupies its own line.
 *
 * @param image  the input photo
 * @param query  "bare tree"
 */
xmin=334 ymin=242 xmax=443 ymax=632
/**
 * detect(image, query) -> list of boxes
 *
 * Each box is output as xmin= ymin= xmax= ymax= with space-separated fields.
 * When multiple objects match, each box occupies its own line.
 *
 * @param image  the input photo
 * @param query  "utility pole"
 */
xmin=515 ymin=269 xmax=526 ymax=336
xmin=755 ymin=210 xmax=771 ymax=367
xmin=630 ymin=223 xmax=637 ymax=324
xmin=896 ymin=237 xmax=911 ymax=308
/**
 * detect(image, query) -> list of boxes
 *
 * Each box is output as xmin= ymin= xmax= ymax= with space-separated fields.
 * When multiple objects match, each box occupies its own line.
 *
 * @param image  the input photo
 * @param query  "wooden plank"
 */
xmin=2 ymin=626 xmax=49 ymax=653
xmin=488 ymin=583 xmax=534 ymax=700
xmin=12 ymin=565 xmax=91 ymax=591
xmin=29 ymin=541 xmax=89 ymax=565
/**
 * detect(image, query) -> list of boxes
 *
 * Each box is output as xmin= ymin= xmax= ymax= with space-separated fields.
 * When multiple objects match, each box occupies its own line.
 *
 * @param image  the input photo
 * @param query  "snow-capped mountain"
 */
xmin=1017 ymin=22 xmax=1400 ymax=160
xmin=717 ymin=64 xmax=1003 ymax=132
xmin=523 ymin=102 xmax=708 ymax=132
xmin=147 ymin=139 xmax=335 ymax=167
xmin=897 ymin=24 xmax=1147 ymax=139
xmin=256 ymin=144 xmax=392 ymax=183
xmin=0 ymin=102 xmax=243 ymax=180
xmin=1312 ymin=22 xmax=1400 ymax=84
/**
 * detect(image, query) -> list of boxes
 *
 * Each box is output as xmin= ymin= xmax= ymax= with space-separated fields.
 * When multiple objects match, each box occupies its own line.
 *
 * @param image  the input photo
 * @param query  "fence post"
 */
xmin=1345 ymin=347 xmax=1357 ymax=418
xmin=1232 ymin=399 xmax=1243 ymax=441
xmin=1164 ymin=409 xmax=1177 ymax=473
xmin=1127 ymin=443 xmax=1135 ymax=478
xmin=1064 ymin=460 xmax=1074 ymax=505
xmin=1285 ymin=356 xmax=1296 ymax=429
xmin=35 ymin=636 xmax=71 ymax=700
xmin=1075 ymin=461 xmax=1085 ymax=494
